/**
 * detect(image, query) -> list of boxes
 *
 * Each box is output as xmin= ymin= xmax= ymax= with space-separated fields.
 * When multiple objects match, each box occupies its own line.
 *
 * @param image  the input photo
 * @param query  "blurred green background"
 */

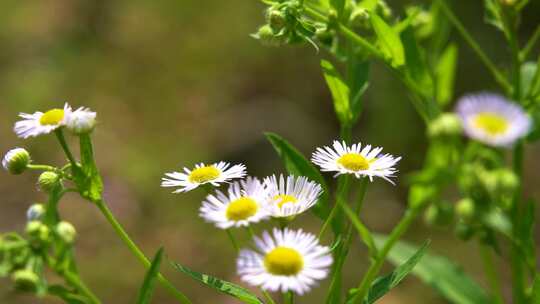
xmin=0 ymin=0 xmax=539 ymax=303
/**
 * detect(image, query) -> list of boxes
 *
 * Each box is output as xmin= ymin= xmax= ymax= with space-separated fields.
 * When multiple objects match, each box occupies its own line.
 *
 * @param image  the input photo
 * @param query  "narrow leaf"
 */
xmin=265 ymin=133 xmax=330 ymax=220
xmin=371 ymin=14 xmax=405 ymax=67
xmin=345 ymin=241 xmax=430 ymax=304
xmin=436 ymin=43 xmax=458 ymax=106
xmin=136 ymin=248 xmax=164 ymax=304
xmin=48 ymin=285 xmax=92 ymax=304
xmin=330 ymin=0 xmax=346 ymax=17
xmin=170 ymin=262 xmax=263 ymax=304
xmin=321 ymin=60 xmax=351 ymax=126
xmin=374 ymin=235 xmax=491 ymax=304
xmin=401 ymin=27 xmax=433 ymax=98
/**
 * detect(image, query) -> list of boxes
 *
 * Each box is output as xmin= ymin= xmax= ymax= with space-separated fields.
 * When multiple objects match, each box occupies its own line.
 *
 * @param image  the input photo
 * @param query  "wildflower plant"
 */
xmin=1 ymin=0 xmax=540 ymax=304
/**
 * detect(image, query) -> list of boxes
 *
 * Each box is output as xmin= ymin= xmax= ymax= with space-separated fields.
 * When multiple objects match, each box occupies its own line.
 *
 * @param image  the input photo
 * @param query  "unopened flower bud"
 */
xmin=315 ymin=27 xmax=333 ymax=45
xmin=2 ymin=148 xmax=30 ymax=175
xmin=254 ymin=25 xmax=281 ymax=46
xmin=26 ymin=204 xmax=45 ymax=222
xmin=455 ymin=198 xmax=475 ymax=220
xmin=428 ymin=113 xmax=462 ymax=137
xmin=500 ymin=0 xmax=516 ymax=6
xmin=38 ymin=171 xmax=60 ymax=193
xmin=56 ymin=221 xmax=76 ymax=244
xmin=424 ymin=202 xmax=453 ymax=226
xmin=266 ymin=9 xmax=286 ymax=31
xmin=493 ymin=169 xmax=519 ymax=195
xmin=12 ymin=269 xmax=39 ymax=292
xmin=26 ymin=221 xmax=50 ymax=245
xmin=350 ymin=8 xmax=370 ymax=29
xmin=376 ymin=0 xmax=393 ymax=20
xmin=66 ymin=107 xmax=97 ymax=135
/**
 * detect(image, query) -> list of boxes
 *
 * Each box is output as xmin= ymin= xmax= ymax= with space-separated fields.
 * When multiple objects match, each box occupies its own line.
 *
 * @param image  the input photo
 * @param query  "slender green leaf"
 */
xmin=522 ymin=61 xmax=537 ymax=99
xmin=348 ymin=59 xmax=370 ymax=123
xmin=136 ymin=248 xmax=164 ymax=304
xmin=330 ymin=0 xmax=345 ymax=17
xmin=321 ymin=60 xmax=351 ymax=126
xmin=374 ymin=235 xmax=492 ymax=304
xmin=76 ymin=134 xmax=103 ymax=202
xmin=371 ymin=14 xmax=405 ymax=67
xmin=436 ymin=43 xmax=458 ymax=106
xmin=484 ymin=0 xmax=504 ymax=32
xmin=401 ymin=27 xmax=433 ymax=98
xmin=265 ymin=133 xmax=330 ymax=220
xmin=170 ymin=262 xmax=263 ymax=304
xmin=48 ymin=285 xmax=92 ymax=304
xmin=345 ymin=241 xmax=430 ymax=304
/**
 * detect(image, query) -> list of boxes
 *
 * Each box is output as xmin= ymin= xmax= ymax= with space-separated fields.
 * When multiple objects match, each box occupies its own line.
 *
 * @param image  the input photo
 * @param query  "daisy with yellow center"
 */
xmin=199 ymin=177 xmax=269 ymax=229
xmin=237 ymin=228 xmax=332 ymax=295
xmin=161 ymin=161 xmax=247 ymax=193
xmin=263 ymin=174 xmax=322 ymax=218
xmin=14 ymin=103 xmax=73 ymax=138
xmin=456 ymin=93 xmax=531 ymax=147
xmin=311 ymin=140 xmax=401 ymax=184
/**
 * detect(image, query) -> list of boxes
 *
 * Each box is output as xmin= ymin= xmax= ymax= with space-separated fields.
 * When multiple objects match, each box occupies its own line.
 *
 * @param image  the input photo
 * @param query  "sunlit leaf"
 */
xmin=170 ymin=262 xmax=263 ymax=304
xmin=321 ymin=60 xmax=351 ymax=126
xmin=371 ymin=14 xmax=405 ymax=67
xmin=436 ymin=43 xmax=458 ymax=106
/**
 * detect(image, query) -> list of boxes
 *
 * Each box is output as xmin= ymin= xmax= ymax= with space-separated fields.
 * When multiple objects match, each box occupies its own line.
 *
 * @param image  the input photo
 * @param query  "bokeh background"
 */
xmin=0 ymin=0 xmax=539 ymax=303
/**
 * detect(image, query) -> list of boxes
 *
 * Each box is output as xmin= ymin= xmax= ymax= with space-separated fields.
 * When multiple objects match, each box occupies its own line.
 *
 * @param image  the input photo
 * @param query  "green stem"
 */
xmin=225 ymin=229 xmax=239 ymax=253
xmin=510 ymin=142 xmax=526 ymax=304
xmin=520 ymin=24 xmax=540 ymax=61
xmin=27 ymin=164 xmax=58 ymax=172
xmin=54 ymin=129 xmax=79 ymax=168
xmin=437 ymin=0 xmax=512 ymax=93
xmin=352 ymin=207 xmax=421 ymax=304
xmin=479 ymin=244 xmax=505 ymax=304
xmin=62 ymin=271 xmax=102 ymax=304
xmin=95 ymin=199 xmax=192 ymax=304
xmin=284 ymin=291 xmax=294 ymax=304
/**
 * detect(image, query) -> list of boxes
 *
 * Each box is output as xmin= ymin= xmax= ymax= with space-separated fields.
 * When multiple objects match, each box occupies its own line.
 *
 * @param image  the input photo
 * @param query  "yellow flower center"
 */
xmin=226 ymin=197 xmax=258 ymax=221
xmin=337 ymin=153 xmax=370 ymax=171
xmin=264 ymin=246 xmax=304 ymax=276
xmin=188 ymin=166 xmax=220 ymax=183
xmin=474 ymin=112 xmax=509 ymax=135
xmin=274 ymin=194 xmax=297 ymax=208
xmin=39 ymin=109 xmax=65 ymax=126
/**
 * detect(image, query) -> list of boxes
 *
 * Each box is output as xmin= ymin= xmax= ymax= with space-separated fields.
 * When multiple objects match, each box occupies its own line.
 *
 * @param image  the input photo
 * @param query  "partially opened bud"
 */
xmin=56 ymin=221 xmax=77 ymax=244
xmin=66 ymin=107 xmax=96 ymax=135
xmin=12 ymin=269 xmax=39 ymax=291
xmin=26 ymin=204 xmax=45 ymax=222
xmin=266 ymin=9 xmax=286 ymax=31
xmin=38 ymin=171 xmax=61 ymax=193
xmin=2 ymin=148 xmax=30 ymax=175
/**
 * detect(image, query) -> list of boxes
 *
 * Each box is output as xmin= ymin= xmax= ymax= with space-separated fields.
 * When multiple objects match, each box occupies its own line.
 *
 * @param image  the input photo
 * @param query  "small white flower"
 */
xmin=66 ymin=106 xmax=96 ymax=134
xmin=14 ymin=103 xmax=73 ymax=139
xmin=161 ymin=161 xmax=247 ymax=193
xmin=263 ymin=174 xmax=322 ymax=218
xmin=237 ymin=228 xmax=332 ymax=295
xmin=311 ymin=140 xmax=401 ymax=184
xmin=199 ymin=177 xmax=269 ymax=229
xmin=2 ymin=148 xmax=31 ymax=175
xmin=456 ymin=93 xmax=531 ymax=147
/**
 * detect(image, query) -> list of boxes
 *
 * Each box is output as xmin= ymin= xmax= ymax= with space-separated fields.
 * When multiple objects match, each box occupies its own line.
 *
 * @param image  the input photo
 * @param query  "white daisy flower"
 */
xmin=237 ymin=228 xmax=332 ymax=295
xmin=199 ymin=177 xmax=269 ymax=229
xmin=66 ymin=106 xmax=97 ymax=134
xmin=311 ymin=140 xmax=401 ymax=184
xmin=263 ymin=174 xmax=322 ymax=218
xmin=161 ymin=161 xmax=247 ymax=193
xmin=456 ymin=93 xmax=531 ymax=147
xmin=14 ymin=103 xmax=73 ymax=139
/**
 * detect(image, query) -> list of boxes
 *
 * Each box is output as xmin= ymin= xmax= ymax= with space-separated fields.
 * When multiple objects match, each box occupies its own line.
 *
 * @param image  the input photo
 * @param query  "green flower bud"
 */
xmin=12 ymin=269 xmax=39 ymax=292
xmin=253 ymin=25 xmax=281 ymax=46
xmin=2 ymin=148 xmax=31 ymax=175
xmin=376 ymin=0 xmax=393 ymax=20
xmin=428 ymin=113 xmax=462 ymax=138
xmin=38 ymin=171 xmax=60 ymax=193
xmin=56 ymin=221 xmax=77 ymax=244
xmin=493 ymin=169 xmax=519 ymax=195
xmin=315 ymin=27 xmax=333 ymax=45
xmin=408 ymin=185 xmax=436 ymax=209
xmin=455 ymin=198 xmax=475 ymax=220
xmin=424 ymin=202 xmax=453 ymax=226
xmin=455 ymin=220 xmax=475 ymax=241
xmin=500 ymin=0 xmax=516 ymax=6
xmin=266 ymin=9 xmax=286 ymax=31
xmin=349 ymin=8 xmax=370 ymax=29
xmin=25 ymin=221 xmax=50 ymax=245
xmin=26 ymin=204 xmax=45 ymax=222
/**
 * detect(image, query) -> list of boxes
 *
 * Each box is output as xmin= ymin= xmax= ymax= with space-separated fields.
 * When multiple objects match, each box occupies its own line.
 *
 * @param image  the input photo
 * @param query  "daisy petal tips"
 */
xmin=455 ymin=93 xmax=531 ymax=147
xmin=311 ymin=140 xmax=401 ymax=184
xmin=199 ymin=177 xmax=269 ymax=229
xmin=263 ymin=174 xmax=322 ymax=218
xmin=161 ymin=161 xmax=247 ymax=193
xmin=237 ymin=228 xmax=332 ymax=295
xmin=14 ymin=103 xmax=73 ymax=139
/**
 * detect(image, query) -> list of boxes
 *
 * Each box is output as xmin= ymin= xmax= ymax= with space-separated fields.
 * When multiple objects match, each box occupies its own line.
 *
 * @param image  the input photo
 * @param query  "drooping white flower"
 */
xmin=262 ymin=174 xmax=322 ymax=218
xmin=161 ymin=162 xmax=247 ymax=193
xmin=456 ymin=93 xmax=531 ymax=147
xmin=14 ymin=103 xmax=72 ymax=138
xmin=199 ymin=177 xmax=269 ymax=229
xmin=2 ymin=148 xmax=31 ymax=175
xmin=311 ymin=140 xmax=401 ymax=184
xmin=237 ymin=228 xmax=332 ymax=295
xmin=66 ymin=106 xmax=96 ymax=134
